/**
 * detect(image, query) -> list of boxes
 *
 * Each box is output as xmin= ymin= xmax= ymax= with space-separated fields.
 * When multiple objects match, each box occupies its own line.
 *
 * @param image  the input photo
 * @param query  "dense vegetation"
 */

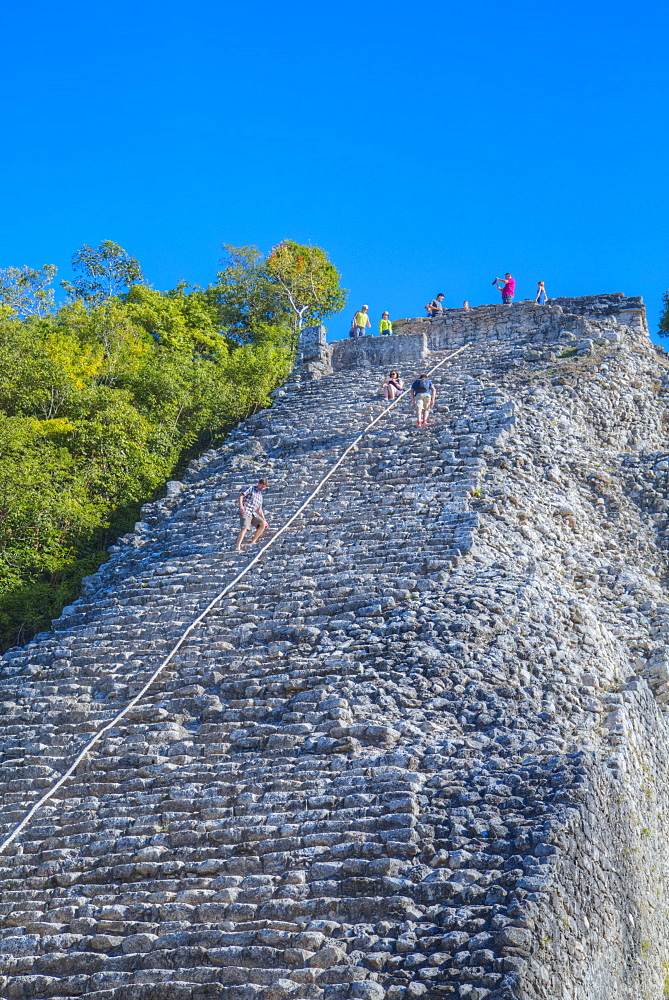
xmin=0 ymin=240 xmax=346 ymax=649
xmin=660 ymin=291 xmax=669 ymax=337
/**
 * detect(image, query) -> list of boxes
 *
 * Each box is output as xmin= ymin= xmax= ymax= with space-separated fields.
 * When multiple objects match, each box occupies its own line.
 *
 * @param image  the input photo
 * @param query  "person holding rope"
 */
xmin=235 ymin=478 xmax=269 ymax=551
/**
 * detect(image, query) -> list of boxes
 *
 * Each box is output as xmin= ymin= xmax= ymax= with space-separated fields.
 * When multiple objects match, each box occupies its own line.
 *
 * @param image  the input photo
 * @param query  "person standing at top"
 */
xmin=351 ymin=305 xmax=371 ymax=337
xmin=235 ymin=478 xmax=269 ymax=551
xmin=425 ymin=293 xmax=445 ymax=318
xmin=494 ymin=273 xmax=515 ymax=304
xmin=535 ymin=281 xmax=548 ymax=305
xmin=411 ymin=373 xmax=436 ymax=427
xmin=379 ymin=311 xmax=393 ymax=335
xmin=463 ymin=300 xmax=471 ymax=312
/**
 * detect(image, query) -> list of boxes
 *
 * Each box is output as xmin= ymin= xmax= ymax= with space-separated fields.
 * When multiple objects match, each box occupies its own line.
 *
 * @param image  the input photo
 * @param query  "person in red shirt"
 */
xmin=494 ymin=273 xmax=515 ymax=304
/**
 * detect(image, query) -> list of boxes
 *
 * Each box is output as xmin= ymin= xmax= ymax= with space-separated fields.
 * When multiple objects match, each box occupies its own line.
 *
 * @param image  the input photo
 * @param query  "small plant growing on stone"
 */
xmin=653 ymin=966 xmax=669 ymax=1000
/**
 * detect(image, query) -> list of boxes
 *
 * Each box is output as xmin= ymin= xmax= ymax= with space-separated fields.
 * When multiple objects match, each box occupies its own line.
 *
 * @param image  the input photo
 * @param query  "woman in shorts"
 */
xmin=381 ymin=371 xmax=404 ymax=400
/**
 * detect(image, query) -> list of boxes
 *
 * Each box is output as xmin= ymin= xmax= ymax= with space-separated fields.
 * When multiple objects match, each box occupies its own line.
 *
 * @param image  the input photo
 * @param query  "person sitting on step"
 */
xmin=381 ymin=371 xmax=404 ymax=400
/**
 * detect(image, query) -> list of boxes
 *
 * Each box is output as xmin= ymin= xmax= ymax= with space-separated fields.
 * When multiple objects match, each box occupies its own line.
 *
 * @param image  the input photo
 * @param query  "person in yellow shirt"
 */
xmin=350 ymin=304 xmax=371 ymax=337
xmin=379 ymin=312 xmax=393 ymax=337
xmin=379 ymin=311 xmax=393 ymax=335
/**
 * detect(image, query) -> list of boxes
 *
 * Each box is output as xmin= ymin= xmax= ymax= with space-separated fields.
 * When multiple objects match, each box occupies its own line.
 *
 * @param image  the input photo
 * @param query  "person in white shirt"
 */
xmin=235 ymin=478 xmax=269 ymax=551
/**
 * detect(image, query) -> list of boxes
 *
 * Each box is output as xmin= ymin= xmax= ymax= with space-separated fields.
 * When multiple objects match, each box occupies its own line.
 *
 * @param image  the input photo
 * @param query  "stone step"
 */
xmin=1 ymin=976 xmax=322 ymax=999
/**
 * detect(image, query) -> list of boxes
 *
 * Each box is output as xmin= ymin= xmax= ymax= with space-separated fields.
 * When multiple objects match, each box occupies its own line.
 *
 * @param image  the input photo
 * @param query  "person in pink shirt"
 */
xmin=494 ymin=273 xmax=515 ymax=304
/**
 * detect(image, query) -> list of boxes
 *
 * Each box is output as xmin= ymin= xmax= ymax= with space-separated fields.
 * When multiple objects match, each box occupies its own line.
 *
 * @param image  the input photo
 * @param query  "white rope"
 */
xmin=0 ymin=346 xmax=466 ymax=855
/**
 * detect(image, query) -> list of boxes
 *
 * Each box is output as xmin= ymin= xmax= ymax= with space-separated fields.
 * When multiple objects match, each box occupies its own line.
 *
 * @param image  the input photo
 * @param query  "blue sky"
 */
xmin=1 ymin=0 xmax=667 ymax=341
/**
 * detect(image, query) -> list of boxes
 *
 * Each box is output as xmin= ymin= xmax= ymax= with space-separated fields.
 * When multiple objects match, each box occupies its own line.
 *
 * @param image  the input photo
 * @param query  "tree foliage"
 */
xmin=0 ymin=265 xmax=58 ymax=317
xmin=0 ymin=236 xmax=345 ymax=649
xmin=265 ymin=239 xmax=347 ymax=331
xmin=214 ymin=241 xmax=347 ymax=341
xmin=213 ymin=245 xmax=292 ymax=342
xmin=62 ymin=240 xmax=144 ymax=303
xmin=660 ymin=291 xmax=669 ymax=336
xmin=0 ymin=240 xmax=303 ymax=650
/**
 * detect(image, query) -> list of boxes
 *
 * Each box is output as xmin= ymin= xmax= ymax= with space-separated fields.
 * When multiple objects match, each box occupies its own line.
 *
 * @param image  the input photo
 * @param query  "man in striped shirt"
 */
xmin=235 ymin=478 xmax=269 ymax=551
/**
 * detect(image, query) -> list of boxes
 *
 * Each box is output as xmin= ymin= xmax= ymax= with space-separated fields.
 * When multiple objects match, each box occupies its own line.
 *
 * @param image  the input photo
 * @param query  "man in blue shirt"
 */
xmin=410 ymin=374 xmax=436 ymax=427
xmin=425 ymin=293 xmax=445 ymax=318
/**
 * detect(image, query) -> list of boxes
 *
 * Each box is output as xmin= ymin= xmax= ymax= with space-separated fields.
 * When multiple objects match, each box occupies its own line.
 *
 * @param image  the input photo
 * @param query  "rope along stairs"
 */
xmin=4 ymin=305 xmax=662 ymax=999
xmin=0 ymin=347 xmax=466 ymax=858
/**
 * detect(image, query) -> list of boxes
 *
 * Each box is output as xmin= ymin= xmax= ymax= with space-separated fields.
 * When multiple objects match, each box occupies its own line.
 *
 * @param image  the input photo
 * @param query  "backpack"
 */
xmin=413 ymin=379 xmax=430 ymax=393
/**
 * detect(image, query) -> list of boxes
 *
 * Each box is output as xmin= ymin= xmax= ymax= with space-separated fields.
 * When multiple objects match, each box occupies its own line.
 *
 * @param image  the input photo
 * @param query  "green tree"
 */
xmin=62 ymin=240 xmax=144 ymax=303
xmin=125 ymin=283 xmax=224 ymax=356
xmin=265 ymin=239 xmax=347 ymax=332
xmin=660 ymin=291 xmax=669 ymax=336
xmin=0 ymin=311 xmax=101 ymax=420
xmin=0 ymin=235 xmax=347 ymax=649
xmin=0 ymin=265 xmax=58 ymax=317
xmin=213 ymin=245 xmax=290 ymax=342
xmin=213 ymin=242 xmax=347 ymax=341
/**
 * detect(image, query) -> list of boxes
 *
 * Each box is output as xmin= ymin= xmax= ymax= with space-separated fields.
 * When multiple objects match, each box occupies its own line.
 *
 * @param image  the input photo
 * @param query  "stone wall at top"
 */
xmin=391 ymin=295 xmax=645 ymax=354
xmin=297 ymin=295 xmax=646 ymax=376
xmin=1 ymin=295 xmax=669 ymax=1000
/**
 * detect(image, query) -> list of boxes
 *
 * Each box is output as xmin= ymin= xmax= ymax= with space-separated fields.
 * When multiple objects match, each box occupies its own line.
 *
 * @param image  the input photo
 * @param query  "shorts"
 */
xmin=502 ymin=294 xmax=514 ymax=304
xmin=414 ymin=392 xmax=431 ymax=412
xmin=240 ymin=512 xmax=264 ymax=531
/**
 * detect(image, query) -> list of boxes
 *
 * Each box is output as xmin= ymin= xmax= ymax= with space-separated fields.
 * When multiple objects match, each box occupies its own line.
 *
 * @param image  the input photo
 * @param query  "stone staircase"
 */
xmin=2 ymin=299 xmax=669 ymax=999
xmin=0 ymin=345 xmax=528 ymax=1000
